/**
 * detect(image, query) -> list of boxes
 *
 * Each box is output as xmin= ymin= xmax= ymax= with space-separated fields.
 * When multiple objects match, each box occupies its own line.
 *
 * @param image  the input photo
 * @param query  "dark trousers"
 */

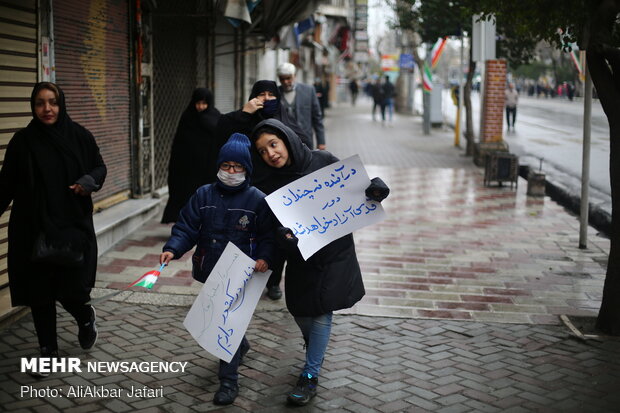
xmin=506 ymin=106 xmax=517 ymax=127
xmin=266 ymin=252 xmax=285 ymax=289
xmin=31 ymin=299 xmax=92 ymax=351
xmin=218 ymin=336 xmax=249 ymax=383
xmin=372 ymin=101 xmax=385 ymax=121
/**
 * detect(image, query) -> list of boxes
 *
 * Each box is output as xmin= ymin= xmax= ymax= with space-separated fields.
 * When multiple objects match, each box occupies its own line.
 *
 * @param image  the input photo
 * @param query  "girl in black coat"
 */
xmin=250 ymin=119 xmax=389 ymax=406
xmin=0 ymin=82 xmax=106 ymax=365
xmin=161 ymin=88 xmax=221 ymax=223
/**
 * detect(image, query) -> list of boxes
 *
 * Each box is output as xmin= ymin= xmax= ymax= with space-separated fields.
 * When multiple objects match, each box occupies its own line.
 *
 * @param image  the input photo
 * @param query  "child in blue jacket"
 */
xmin=160 ymin=133 xmax=274 ymax=406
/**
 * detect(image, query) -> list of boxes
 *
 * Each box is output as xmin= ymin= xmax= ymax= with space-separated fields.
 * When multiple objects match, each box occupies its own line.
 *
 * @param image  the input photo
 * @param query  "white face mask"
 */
xmin=217 ymin=169 xmax=246 ymax=187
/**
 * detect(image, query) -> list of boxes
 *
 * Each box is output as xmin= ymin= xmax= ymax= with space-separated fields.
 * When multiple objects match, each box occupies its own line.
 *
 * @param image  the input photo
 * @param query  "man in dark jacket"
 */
xmin=277 ymin=63 xmax=326 ymax=150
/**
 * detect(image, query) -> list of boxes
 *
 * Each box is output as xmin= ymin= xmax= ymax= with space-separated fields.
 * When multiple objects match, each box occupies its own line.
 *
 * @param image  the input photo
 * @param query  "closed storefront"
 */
xmin=53 ymin=0 xmax=131 ymax=204
xmin=0 ymin=0 xmax=37 ymax=312
xmin=151 ymin=0 xmax=214 ymax=191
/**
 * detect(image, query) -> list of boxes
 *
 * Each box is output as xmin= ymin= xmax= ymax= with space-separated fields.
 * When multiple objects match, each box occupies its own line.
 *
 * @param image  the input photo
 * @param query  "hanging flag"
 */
xmin=87 ymin=263 xmax=166 ymax=305
xmin=224 ymin=0 xmax=262 ymax=28
xmin=569 ymin=46 xmax=583 ymax=76
xmin=422 ymin=63 xmax=433 ymax=93
xmin=431 ymin=37 xmax=448 ymax=69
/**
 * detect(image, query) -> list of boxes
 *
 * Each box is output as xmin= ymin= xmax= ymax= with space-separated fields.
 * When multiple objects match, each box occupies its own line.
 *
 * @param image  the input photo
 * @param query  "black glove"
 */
xmin=276 ymin=227 xmax=299 ymax=251
xmin=365 ymin=177 xmax=390 ymax=202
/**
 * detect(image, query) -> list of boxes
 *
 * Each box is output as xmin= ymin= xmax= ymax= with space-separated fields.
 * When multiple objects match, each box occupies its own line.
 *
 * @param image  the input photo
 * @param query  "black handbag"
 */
xmin=27 ymin=144 xmax=86 ymax=268
xmin=31 ymin=228 xmax=85 ymax=267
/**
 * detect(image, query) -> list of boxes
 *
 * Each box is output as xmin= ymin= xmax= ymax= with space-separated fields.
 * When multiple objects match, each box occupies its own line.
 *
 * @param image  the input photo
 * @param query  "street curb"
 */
xmin=518 ymin=158 xmax=612 ymax=237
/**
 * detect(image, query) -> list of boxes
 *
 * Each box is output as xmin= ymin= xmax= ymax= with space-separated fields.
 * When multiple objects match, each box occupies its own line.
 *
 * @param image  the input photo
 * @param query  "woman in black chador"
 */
xmin=0 ymin=82 xmax=106 ymax=367
xmin=161 ymin=88 xmax=221 ymax=223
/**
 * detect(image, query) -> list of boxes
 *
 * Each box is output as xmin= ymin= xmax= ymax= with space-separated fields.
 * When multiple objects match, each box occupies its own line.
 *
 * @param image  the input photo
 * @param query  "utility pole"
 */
xmin=423 ymin=45 xmax=431 ymax=135
xmin=454 ymin=35 xmax=464 ymax=147
xmin=579 ymin=61 xmax=592 ymax=249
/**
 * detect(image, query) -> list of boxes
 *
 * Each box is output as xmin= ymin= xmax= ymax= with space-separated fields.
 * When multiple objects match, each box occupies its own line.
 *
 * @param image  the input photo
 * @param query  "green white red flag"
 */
xmin=130 ymin=267 xmax=162 ymax=289
xmin=87 ymin=263 xmax=166 ymax=305
xmin=431 ymin=37 xmax=448 ymax=69
xmin=422 ymin=63 xmax=433 ymax=93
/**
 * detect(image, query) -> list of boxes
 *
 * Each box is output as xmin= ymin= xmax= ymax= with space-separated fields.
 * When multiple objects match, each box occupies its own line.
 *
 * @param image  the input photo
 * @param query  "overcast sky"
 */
xmin=367 ymin=0 xmax=394 ymax=51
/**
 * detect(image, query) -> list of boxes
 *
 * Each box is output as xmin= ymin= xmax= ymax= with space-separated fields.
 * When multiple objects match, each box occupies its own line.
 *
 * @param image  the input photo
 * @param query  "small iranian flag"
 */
xmin=87 ymin=263 xmax=166 ymax=305
xmin=130 ymin=268 xmax=162 ymax=289
xmin=422 ymin=63 xmax=433 ymax=93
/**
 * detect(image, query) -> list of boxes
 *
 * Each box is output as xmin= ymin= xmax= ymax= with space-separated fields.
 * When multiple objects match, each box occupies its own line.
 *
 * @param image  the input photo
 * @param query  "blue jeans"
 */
xmin=294 ymin=313 xmax=333 ymax=378
xmin=218 ymin=336 xmax=249 ymax=383
xmin=385 ymin=98 xmax=394 ymax=121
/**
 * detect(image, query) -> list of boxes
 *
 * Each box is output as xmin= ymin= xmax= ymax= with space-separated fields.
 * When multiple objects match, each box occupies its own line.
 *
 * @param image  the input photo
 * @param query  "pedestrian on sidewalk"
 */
xmin=160 ymin=133 xmax=274 ymax=406
xmin=250 ymin=119 xmax=390 ymax=406
xmin=505 ymin=82 xmax=519 ymax=131
xmin=161 ymin=88 xmax=221 ymax=224
xmin=0 ymin=82 xmax=107 ymax=370
xmin=216 ymin=80 xmax=311 ymax=153
xmin=371 ymin=77 xmax=385 ymax=122
xmin=382 ymin=75 xmax=395 ymax=122
xmin=349 ymin=78 xmax=359 ymax=106
xmin=277 ymin=63 xmax=326 ymax=150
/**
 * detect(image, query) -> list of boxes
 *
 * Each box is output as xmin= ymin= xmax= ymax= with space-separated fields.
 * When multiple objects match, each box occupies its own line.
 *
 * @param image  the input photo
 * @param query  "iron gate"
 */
xmin=151 ymin=0 xmax=213 ymax=190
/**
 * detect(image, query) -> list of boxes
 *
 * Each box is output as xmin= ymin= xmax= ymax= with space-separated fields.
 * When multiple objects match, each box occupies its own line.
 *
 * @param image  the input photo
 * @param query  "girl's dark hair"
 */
xmin=252 ymin=125 xmax=286 ymax=142
xmin=252 ymin=124 xmax=294 ymax=163
xmin=33 ymin=82 xmax=60 ymax=101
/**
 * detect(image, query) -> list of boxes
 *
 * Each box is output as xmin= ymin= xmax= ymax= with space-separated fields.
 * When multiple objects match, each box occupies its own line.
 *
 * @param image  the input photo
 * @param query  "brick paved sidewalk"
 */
xmin=1 ymin=301 xmax=619 ymax=412
xmin=0 ymin=101 xmax=618 ymax=412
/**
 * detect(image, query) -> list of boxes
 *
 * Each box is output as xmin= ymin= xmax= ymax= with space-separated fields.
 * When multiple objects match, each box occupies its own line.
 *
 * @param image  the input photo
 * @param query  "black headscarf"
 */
xmin=249 ymin=80 xmax=281 ymax=101
xmin=247 ymin=80 xmax=312 ymax=147
xmin=23 ymin=82 xmax=106 ymax=251
xmin=187 ymin=87 xmax=220 ymax=132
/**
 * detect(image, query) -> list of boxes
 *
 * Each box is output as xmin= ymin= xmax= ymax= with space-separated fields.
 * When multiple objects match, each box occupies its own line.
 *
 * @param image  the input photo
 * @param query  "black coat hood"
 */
xmin=250 ymin=119 xmax=365 ymax=317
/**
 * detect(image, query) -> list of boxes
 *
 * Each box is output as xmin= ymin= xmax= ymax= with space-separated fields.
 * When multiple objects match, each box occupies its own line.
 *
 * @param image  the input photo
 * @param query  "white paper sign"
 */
xmin=183 ymin=242 xmax=271 ymax=363
xmin=266 ymin=155 xmax=386 ymax=260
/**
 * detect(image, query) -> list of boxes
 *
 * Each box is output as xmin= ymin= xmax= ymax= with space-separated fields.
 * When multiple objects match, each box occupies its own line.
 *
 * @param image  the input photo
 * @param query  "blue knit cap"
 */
xmin=217 ymin=133 xmax=253 ymax=175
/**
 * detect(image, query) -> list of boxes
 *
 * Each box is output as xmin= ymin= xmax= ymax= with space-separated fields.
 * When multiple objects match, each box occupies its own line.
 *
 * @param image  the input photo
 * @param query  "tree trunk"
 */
xmin=464 ymin=46 xmax=476 ymax=156
xmin=587 ymin=48 xmax=620 ymax=335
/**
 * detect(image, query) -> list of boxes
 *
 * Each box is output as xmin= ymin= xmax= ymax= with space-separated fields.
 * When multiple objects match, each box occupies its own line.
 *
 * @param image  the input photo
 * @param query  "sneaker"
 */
xmin=287 ymin=373 xmax=318 ymax=406
xmin=267 ymin=285 xmax=282 ymax=300
xmin=213 ymin=380 xmax=238 ymax=405
xmin=29 ymin=347 xmax=59 ymax=378
xmin=78 ymin=306 xmax=98 ymax=350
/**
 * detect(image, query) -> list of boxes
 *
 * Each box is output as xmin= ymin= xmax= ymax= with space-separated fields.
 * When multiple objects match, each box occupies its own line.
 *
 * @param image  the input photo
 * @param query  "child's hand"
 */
xmin=365 ymin=177 xmax=390 ymax=202
xmin=254 ymin=259 xmax=268 ymax=273
xmin=160 ymin=251 xmax=174 ymax=266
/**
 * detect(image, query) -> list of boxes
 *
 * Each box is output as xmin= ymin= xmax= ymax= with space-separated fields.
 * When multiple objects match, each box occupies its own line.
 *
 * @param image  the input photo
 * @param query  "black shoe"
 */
xmin=78 ymin=306 xmax=98 ymax=350
xmin=29 ymin=347 xmax=59 ymax=378
xmin=287 ymin=373 xmax=318 ymax=406
xmin=213 ymin=380 xmax=238 ymax=405
xmin=267 ymin=285 xmax=282 ymax=300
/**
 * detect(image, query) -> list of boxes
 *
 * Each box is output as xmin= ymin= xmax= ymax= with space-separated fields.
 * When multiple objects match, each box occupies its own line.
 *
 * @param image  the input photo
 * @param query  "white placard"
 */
xmin=266 ymin=155 xmax=386 ymax=260
xmin=183 ymin=242 xmax=271 ymax=363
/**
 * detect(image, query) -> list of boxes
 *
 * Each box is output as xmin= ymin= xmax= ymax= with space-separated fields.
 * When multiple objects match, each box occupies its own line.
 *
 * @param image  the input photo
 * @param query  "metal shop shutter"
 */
xmin=214 ymin=19 xmax=236 ymax=114
xmin=152 ymin=6 xmax=197 ymax=191
xmin=53 ymin=0 xmax=131 ymax=202
xmin=0 ymin=0 xmax=37 ymax=295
